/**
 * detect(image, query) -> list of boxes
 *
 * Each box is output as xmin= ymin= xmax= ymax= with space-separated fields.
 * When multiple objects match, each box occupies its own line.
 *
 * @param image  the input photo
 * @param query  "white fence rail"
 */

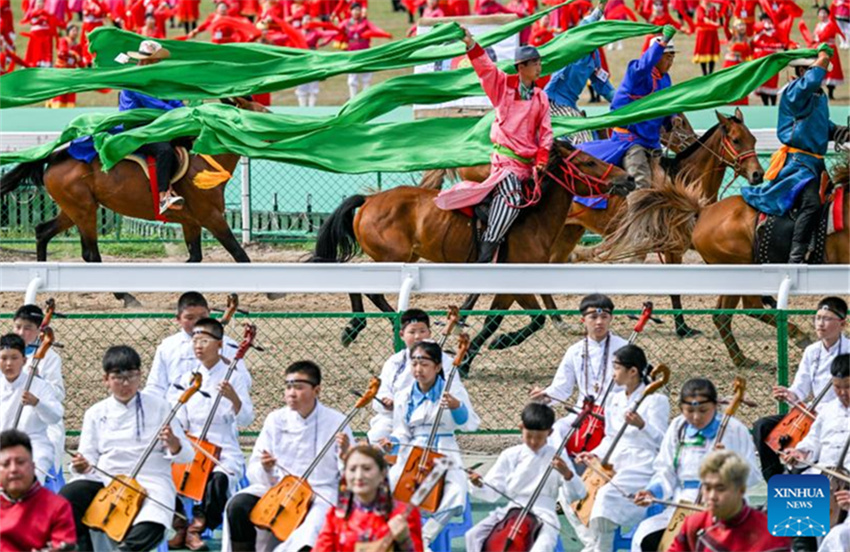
xmin=2 ymin=263 xmax=847 ymax=310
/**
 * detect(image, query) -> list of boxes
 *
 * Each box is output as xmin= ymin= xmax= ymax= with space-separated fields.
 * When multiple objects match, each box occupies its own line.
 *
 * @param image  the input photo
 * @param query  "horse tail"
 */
xmin=419 ymin=169 xmax=447 ymax=190
xmin=310 ymin=194 xmax=366 ymax=263
xmin=0 ymin=160 xmax=46 ymax=196
xmin=592 ymin=176 xmax=707 ymax=261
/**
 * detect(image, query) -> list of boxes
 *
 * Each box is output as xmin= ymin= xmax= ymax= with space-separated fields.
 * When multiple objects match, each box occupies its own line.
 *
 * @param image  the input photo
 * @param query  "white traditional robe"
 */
xmin=388 ymin=375 xmax=480 ymax=534
xmin=367 ymin=349 xmax=455 ymax=443
xmin=788 ymin=335 xmax=849 ymax=408
xmin=221 ymin=401 xmax=352 ymax=552
xmin=466 ymin=441 xmax=585 ymax=552
xmin=172 ymin=360 xmax=254 ymax=492
xmin=70 ymin=391 xmax=194 ymax=528
xmin=630 ymin=414 xmax=762 ymax=552
xmin=796 ymin=399 xmax=850 ymax=470
xmin=25 ymin=347 xmax=65 ymax=470
xmin=819 ymin=519 xmax=850 ymax=552
xmin=145 ymin=330 xmax=252 ymax=396
xmin=0 ymin=373 xmax=63 ymax=483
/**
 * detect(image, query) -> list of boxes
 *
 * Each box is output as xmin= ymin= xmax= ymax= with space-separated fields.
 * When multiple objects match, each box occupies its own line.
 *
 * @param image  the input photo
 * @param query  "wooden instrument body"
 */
xmin=566 ymin=400 xmax=606 ymax=456
xmin=82 ymin=475 xmax=147 ymax=542
xmin=829 ymin=466 xmax=850 ymax=527
xmin=657 ymin=500 xmax=693 ymax=552
xmin=172 ymin=436 xmax=222 ymax=501
xmin=481 ymin=507 xmax=543 ymax=552
xmin=394 ymin=447 xmax=446 ymax=513
xmin=572 ymin=459 xmax=615 ymax=526
xmin=250 ymin=474 xmax=314 ymax=541
xmin=765 ymin=407 xmax=815 ymax=452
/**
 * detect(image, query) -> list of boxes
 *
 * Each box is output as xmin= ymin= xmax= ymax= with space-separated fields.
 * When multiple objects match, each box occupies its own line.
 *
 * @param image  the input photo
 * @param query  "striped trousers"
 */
xmin=482 ymin=172 xmax=523 ymax=243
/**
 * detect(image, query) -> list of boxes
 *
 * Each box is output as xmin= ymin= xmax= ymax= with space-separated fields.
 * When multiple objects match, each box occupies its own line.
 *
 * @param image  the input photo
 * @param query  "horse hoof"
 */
xmin=488 ymin=334 xmax=515 ymax=350
xmin=266 ymin=293 xmax=286 ymax=301
xmin=341 ymin=321 xmax=366 ymax=347
xmin=675 ymin=326 xmax=703 ymax=339
xmin=119 ymin=294 xmax=142 ymax=308
xmin=552 ymin=319 xmax=574 ymax=336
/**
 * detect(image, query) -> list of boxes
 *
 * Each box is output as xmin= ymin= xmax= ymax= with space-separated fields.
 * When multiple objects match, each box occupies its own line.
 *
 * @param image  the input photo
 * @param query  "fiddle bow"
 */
xmin=82 ymin=373 xmax=203 ymax=542
xmin=172 ymin=324 xmax=257 ymax=501
xmin=12 ymin=298 xmax=58 ymax=429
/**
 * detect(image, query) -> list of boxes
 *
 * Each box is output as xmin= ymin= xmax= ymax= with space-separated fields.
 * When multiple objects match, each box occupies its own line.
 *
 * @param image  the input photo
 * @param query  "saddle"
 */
xmin=125 ymin=146 xmax=191 ymax=185
xmin=753 ymin=185 xmax=844 ymax=264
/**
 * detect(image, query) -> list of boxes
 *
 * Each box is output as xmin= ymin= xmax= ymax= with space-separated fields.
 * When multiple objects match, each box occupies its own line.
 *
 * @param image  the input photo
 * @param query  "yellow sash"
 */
xmin=764 ymin=146 xmax=824 ymax=181
xmin=193 ymin=154 xmax=232 ymax=190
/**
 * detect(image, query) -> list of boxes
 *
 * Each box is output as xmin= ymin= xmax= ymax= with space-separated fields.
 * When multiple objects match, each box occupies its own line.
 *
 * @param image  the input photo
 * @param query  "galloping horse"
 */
xmin=595 ymin=161 xmax=849 ymax=367
xmin=311 ymin=141 xmax=635 ymax=374
xmin=1 ymin=97 xmax=268 ymax=305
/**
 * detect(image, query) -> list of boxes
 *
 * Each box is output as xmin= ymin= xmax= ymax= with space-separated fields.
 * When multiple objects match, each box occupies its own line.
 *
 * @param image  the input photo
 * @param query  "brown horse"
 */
xmin=596 ymin=162 xmax=849 ymax=367
xmin=311 ymin=141 xmax=635 ymax=374
xmin=0 ymin=97 xmax=268 ymax=305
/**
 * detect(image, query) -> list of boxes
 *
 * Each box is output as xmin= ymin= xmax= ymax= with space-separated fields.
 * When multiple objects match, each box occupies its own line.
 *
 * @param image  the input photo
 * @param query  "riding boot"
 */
xmin=167 ymin=516 xmax=188 ymax=549
xmin=788 ymin=184 xmax=821 ymax=263
xmin=185 ymin=516 xmax=209 ymax=551
xmin=477 ymin=240 xmax=500 ymax=263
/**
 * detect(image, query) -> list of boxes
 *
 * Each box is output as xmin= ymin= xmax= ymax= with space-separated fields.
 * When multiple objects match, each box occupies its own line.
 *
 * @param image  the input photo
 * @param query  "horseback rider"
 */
xmin=740 ymin=45 xmax=849 ymax=264
xmin=579 ymin=25 xmax=682 ymax=189
xmin=433 ymin=26 xmax=553 ymax=263
xmin=115 ymin=40 xmax=185 ymax=215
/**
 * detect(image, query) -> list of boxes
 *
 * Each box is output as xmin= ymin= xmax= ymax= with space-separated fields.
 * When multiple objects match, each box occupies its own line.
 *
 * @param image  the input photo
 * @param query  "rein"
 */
xmin=542 ymin=149 xmax=615 ymax=218
xmin=684 ymin=127 xmax=757 ymax=198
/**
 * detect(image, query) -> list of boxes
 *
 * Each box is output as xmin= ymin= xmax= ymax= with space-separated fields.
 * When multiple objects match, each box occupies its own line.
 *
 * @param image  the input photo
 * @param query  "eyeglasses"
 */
xmin=108 ymin=372 xmax=141 ymax=384
xmin=814 ymin=316 xmax=843 ymax=324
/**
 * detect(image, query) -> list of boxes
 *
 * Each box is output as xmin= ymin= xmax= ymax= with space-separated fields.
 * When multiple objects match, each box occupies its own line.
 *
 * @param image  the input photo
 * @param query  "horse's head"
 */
xmin=715 ymin=108 xmax=763 ymax=185
xmin=221 ymin=96 xmax=272 ymax=113
xmin=550 ymin=140 xmax=635 ymax=197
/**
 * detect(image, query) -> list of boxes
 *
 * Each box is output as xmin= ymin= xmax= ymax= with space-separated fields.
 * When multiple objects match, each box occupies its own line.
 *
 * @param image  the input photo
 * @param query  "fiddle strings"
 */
xmin=264 ymin=453 xmax=336 ymax=508
xmin=185 ymin=439 xmax=235 ymax=476
xmin=788 ymin=457 xmax=850 ymax=485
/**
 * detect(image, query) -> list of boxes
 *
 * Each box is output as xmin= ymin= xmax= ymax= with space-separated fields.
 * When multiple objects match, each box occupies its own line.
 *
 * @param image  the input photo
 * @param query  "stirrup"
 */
xmin=159 ymin=194 xmax=185 ymax=215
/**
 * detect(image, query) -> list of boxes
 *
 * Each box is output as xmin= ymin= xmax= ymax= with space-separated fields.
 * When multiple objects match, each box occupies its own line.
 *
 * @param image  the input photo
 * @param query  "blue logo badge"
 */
xmin=767 ymin=474 xmax=830 ymax=537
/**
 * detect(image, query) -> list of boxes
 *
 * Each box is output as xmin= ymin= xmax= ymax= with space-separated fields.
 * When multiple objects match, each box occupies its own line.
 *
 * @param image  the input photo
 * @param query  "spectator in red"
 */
xmin=189 ymin=2 xmax=259 ymax=42
xmin=140 ymin=11 xmax=164 ymax=36
xmin=293 ymin=15 xmax=336 ymax=105
xmin=331 ymin=0 xmax=367 ymax=21
xmin=20 ymin=0 xmax=65 ymax=67
xmin=733 ymin=0 xmax=756 ymax=35
xmin=49 ymin=24 xmax=83 ymax=107
xmin=752 ymin=13 xmax=785 ymax=105
xmin=176 ymin=0 xmax=199 ymax=32
xmin=722 ymin=20 xmax=751 ymax=104
xmin=529 ymin=11 xmax=556 ymax=46
xmin=447 ymin=0 xmax=470 ymax=15
xmin=835 ymin=0 xmax=849 ymax=48
xmin=474 ymin=0 xmax=515 ymax=15
xmin=808 ymin=6 xmax=844 ymax=98
xmin=340 ymin=2 xmax=390 ymax=98
xmin=80 ymin=0 xmax=109 ymax=63
xmin=1 ymin=0 xmax=16 ymax=47
xmin=692 ymin=0 xmax=722 ymax=74
xmin=423 ymin=0 xmax=444 ymax=17
xmin=641 ymin=1 xmax=683 ymax=52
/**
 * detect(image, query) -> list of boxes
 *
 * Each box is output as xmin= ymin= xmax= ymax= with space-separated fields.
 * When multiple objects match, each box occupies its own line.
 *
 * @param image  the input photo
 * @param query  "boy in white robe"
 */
xmin=11 ymin=304 xmax=65 ymax=472
xmin=145 ymin=292 xmax=251 ymax=396
xmin=169 ymin=318 xmax=255 ymax=550
xmin=60 ymin=345 xmax=194 ymax=552
xmin=574 ymin=345 xmax=669 ymax=552
xmin=631 ymin=378 xmax=762 ymax=552
xmin=222 ymin=360 xmax=352 ymax=552
xmin=466 ymin=403 xmax=585 ymax=552
xmin=0 ymin=333 xmax=63 ymax=485
xmin=382 ymin=340 xmax=480 ymax=549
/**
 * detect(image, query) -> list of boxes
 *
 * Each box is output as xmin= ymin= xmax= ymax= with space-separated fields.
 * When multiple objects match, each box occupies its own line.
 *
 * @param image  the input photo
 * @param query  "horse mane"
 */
xmin=592 ymin=173 xmax=706 ymax=261
xmin=661 ymin=117 xmax=740 ymax=174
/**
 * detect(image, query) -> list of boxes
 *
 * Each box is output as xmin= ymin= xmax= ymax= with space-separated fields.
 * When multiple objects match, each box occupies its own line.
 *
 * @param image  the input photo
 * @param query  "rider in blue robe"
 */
xmin=740 ymin=46 xmax=848 ymax=263
xmin=578 ymin=25 xmax=679 ymax=189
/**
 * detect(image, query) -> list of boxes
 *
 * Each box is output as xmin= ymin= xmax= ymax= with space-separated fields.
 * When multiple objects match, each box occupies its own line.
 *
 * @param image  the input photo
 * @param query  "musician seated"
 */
xmin=145 ymin=291 xmax=252 ymax=397
xmin=575 ymin=345 xmax=669 ymax=552
xmin=668 ymin=450 xmax=792 ymax=552
xmin=0 ymin=333 xmax=63 ymax=484
xmin=12 ymin=303 xmax=66 ymax=471
xmin=314 ymin=444 xmax=424 ymax=552
xmin=0 ymin=429 xmax=76 ymax=552
xmin=465 ymin=403 xmax=584 ymax=552
xmin=60 ymin=345 xmax=194 ymax=552
xmin=819 ymin=490 xmax=850 ymax=552
xmin=381 ymin=341 xmax=480 ymax=550
xmin=368 ymin=308 xmax=455 ymax=445
xmin=168 ymin=318 xmax=254 ymax=550
xmin=783 ymin=353 xmax=850 ymax=552
xmin=222 ymin=360 xmax=352 ymax=552
xmin=753 ymin=296 xmax=849 ymax=482
xmin=631 ymin=378 xmax=762 ymax=552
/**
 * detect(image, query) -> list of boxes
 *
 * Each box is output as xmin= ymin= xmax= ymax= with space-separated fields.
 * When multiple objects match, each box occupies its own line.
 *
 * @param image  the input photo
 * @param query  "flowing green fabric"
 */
xmin=88 ymin=2 xmax=565 ymax=68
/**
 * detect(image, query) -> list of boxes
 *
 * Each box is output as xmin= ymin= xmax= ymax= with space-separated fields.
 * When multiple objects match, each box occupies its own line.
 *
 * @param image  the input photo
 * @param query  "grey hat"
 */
xmin=514 ymin=45 xmax=541 ymax=64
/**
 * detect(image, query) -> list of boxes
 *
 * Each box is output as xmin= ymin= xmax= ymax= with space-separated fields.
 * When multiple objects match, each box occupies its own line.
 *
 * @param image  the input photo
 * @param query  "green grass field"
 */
xmin=7 ymin=0 xmax=848 ymax=107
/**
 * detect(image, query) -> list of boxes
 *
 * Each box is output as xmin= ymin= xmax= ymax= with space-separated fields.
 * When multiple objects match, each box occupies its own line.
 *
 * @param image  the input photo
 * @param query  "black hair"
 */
xmin=401 ymin=309 xmax=430 ymax=329
xmin=67 ymin=23 xmax=79 ymax=31
xmin=614 ymin=344 xmax=651 ymax=384
xmin=0 ymin=429 xmax=32 ymax=455
xmin=817 ymin=296 xmax=848 ymax=320
xmin=680 ymin=378 xmax=718 ymax=404
xmin=521 ymin=402 xmax=555 ymax=431
xmin=409 ymin=341 xmax=442 ymax=364
xmin=0 ymin=333 xmax=26 ymax=355
xmin=13 ymin=304 xmax=44 ymax=326
xmin=351 ymin=2 xmax=362 ymax=8
xmin=177 ymin=292 xmax=209 ymax=314
xmin=579 ymin=293 xmax=615 ymax=314
xmin=819 ymin=6 xmax=829 ymax=14
xmin=102 ymin=345 xmax=142 ymax=374
xmin=286 ymin=360 xmax=322 ymax=386
xmin=831 ymin=353 xmax=850 ymax=378
xmin=759 ymin=13 xmax=771 ymax=21
xmin=193 ymin=317 xmax=224 ymax=340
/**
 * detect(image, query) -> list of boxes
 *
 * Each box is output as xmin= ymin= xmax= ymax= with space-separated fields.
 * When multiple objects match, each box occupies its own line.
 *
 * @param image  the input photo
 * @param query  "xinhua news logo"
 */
xmin=767 ymin=474 xmax=830 ymax=538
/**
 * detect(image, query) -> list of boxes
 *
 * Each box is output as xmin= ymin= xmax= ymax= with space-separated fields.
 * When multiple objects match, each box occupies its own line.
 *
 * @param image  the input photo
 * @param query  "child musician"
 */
xmin=465 ymin=403 xmax=585 ymax=552
xmin=384 ymin=340 xmax=479 ymax=550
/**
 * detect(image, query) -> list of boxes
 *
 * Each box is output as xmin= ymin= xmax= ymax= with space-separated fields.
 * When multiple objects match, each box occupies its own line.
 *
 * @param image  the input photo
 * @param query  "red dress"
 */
xmin=0 ymin=483 xmax=77 ymax=552
xmin=21 ymin=8 xmax=63 ymax=67
xmin=313 ymin=502 xmax=424 ymax=552
xmin=176 ymin=0 xmax=199 ymax=22
xmin=641 ymin=11 xmax=682 ymax=51
xmin=447 ymin=0 xmax=469 ymax=15
xmin=51 ymin=35 xmax=83 ymax=105
xmin=668 ymin=504 xmax=791 ymax=552
xmin=528 ymin=19 xmax=555 ymax=46
xmin=693 ymin=3 xmax=721 ymax=63
xmin=1 ymin=0 xmax=15 ymax=44
xmin=722 ymin=39 xmax=751 ymax=104
xmin=733 ymin=0 xmax=756 ymax=35
xmin=814 ymin=20 xmax=844 ymax=87
xmin=752 ymin=27 xmax=784 ymax=95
